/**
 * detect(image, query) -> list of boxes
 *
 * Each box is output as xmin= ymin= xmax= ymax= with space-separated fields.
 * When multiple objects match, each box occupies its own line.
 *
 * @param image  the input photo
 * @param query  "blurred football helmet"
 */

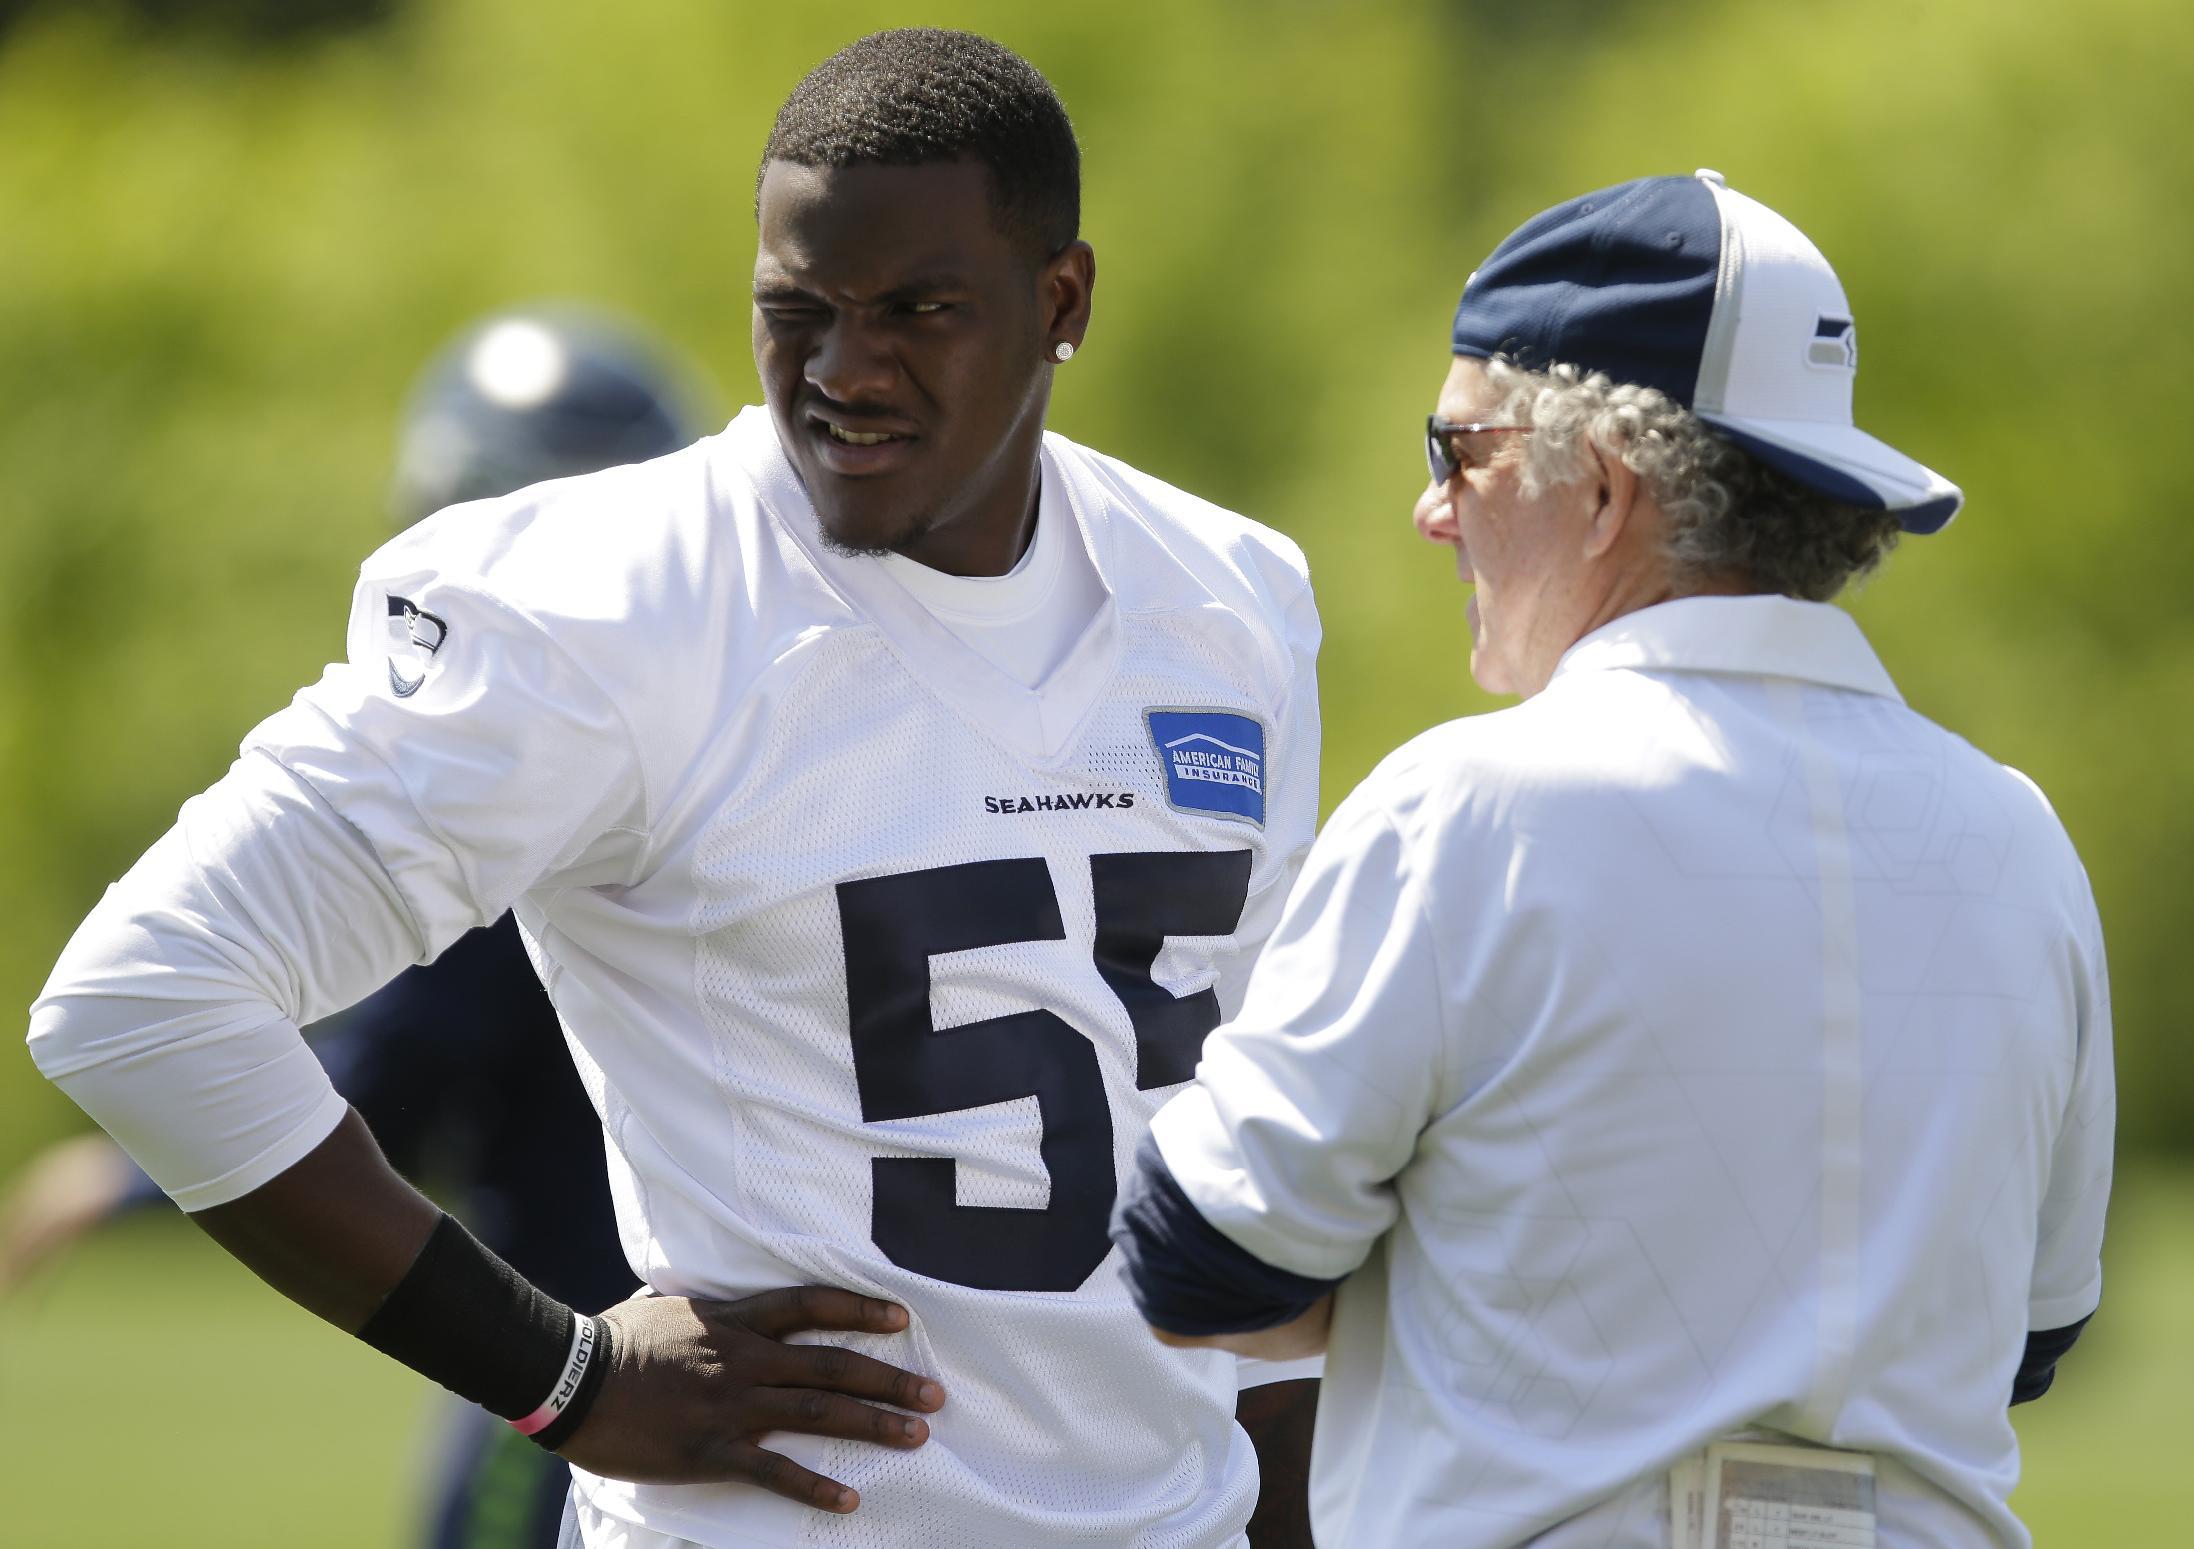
xmin=391 ymin=307 xmax=707 ymax=528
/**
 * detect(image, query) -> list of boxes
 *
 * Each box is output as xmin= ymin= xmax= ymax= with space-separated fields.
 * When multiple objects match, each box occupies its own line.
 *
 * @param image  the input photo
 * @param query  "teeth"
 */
xmin=826 ymin=424 xmax=898 ymax=446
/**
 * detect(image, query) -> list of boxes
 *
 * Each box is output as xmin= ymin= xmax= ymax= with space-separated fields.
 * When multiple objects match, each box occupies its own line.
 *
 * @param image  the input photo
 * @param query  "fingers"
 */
xmin=730 ymin=1284 xmax=909 ymax=1339
xmin=764 ymin=1338 xmax=946 ymax=1412
xmin=721 ymin=1286 xmax=948 ymax=1410
xmin=560 ymin=1287 xmax=949 ymax=1496
xmin=722 ymin=1440 xmax=861 ymax=1514
xmin=743 ymin=1386 xmax=931 ymax=1449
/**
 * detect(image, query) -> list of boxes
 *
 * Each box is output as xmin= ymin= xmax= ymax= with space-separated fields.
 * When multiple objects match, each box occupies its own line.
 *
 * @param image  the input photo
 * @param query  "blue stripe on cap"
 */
xmin=1701 ymin=421 xmax=1964 ymax=533
xmin=1704 ymin=421 xmax=1888 ymax=508
xmin=1451 ymin=176 xmax=1723 ymax=407
xmin=1893 ymin=492 xmax=1962 ymax=535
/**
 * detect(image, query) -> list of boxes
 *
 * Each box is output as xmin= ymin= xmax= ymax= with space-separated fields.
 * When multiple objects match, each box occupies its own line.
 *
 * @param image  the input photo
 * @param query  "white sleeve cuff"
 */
xmin=166 ymin=1086 xmax=350 ymax=1212
xmin=2029 ymin=1270 xmax=2102 ymax=1333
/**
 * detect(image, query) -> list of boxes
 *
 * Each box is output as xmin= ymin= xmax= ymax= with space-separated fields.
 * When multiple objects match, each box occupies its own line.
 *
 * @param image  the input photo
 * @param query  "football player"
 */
xmin=30 ymin=29 xmax=1321 ymax=1549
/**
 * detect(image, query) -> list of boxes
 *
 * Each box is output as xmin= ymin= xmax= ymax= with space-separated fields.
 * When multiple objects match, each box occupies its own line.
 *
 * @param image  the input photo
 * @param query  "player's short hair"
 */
xmin=760 ymin=28 xmax=1080 ymax=262
xmin=1485 ymin=358 xmax=1902 ymax=602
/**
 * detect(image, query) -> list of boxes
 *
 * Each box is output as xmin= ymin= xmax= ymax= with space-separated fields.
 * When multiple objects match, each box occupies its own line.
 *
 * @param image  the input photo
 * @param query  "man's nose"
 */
xmin=1413 ymin=478 xmax=1458 ymax=544
xmin=807 ymin=318 xmax=897 ymax=405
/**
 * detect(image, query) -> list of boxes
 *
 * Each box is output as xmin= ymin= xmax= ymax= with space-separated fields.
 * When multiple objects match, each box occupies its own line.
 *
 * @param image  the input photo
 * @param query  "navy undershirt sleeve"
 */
xmin=1110 ymin=1131 xmax=1344 ymax=1337
xmin=319 ymin=915 xmax=634 ymax=1312
xmin=2012 ymin=1314 xmax=2091 ymax=1405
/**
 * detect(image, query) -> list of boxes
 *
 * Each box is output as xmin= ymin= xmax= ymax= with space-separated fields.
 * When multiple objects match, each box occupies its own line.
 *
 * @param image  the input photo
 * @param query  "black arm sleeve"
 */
xmin=2011 ymin=1314 xmax=2092 ymax=1405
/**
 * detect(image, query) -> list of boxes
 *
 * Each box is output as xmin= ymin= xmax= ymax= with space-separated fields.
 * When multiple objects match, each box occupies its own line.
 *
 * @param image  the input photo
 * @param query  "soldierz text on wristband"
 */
xmin=516 ymin=1310 xmax=613 ymax=1450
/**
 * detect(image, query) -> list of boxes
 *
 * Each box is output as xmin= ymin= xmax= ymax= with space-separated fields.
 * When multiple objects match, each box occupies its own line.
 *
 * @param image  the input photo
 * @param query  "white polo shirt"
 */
xmin=1147 ymin=594 xmax=2113 ymax=1548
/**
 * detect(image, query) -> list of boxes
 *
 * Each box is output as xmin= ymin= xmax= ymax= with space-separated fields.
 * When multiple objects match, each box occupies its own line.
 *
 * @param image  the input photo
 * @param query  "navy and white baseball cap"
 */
xmin=1450 ymin=170 xmax=1962 ymax=533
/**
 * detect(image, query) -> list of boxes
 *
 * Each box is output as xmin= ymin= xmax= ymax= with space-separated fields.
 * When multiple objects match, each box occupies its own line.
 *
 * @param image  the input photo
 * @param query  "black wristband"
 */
xmin=356 ymin=1213 xmax=579 ymax=1424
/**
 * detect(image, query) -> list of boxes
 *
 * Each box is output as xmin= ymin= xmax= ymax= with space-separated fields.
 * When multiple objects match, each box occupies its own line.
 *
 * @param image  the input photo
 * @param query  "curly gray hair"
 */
xmin=1483 ymin=359 xmax=1900 ymax=602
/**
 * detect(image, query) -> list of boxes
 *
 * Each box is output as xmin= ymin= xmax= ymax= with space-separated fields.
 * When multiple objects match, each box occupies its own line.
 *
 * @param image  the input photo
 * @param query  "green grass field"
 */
xmin=1 ymin=1210 xmax=427 ymax=1545
xmin=3 ymin=1170 xmax=2186 ymax=1545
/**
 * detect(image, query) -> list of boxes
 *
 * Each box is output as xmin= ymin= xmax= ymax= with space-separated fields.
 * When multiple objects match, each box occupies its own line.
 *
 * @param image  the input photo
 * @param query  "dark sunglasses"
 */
xmin=1425 ymin=415 xmax=1534 ymax=485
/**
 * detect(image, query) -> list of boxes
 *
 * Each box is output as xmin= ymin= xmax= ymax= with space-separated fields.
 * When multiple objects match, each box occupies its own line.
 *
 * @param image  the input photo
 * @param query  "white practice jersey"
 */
xmin=196 ymin=408 xmax=1317 ymax=1547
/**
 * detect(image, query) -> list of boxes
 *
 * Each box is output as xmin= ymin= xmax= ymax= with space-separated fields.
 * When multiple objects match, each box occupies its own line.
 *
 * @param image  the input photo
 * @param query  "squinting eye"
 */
xmin=904 ymin=301 xmax=950 ymax=315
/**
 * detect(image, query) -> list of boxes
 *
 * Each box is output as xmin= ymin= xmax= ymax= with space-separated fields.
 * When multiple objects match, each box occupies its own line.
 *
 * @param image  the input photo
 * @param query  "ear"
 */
xmin=1580 ymin=434 xmax=1642 ymax=560
xmin=1040 ymin=240 xmax=1096 ymax=357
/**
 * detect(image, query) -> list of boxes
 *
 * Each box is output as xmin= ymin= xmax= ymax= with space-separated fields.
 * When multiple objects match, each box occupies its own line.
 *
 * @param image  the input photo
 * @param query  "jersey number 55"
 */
xmin=836 ymin=850 xmax=1250 ymax=1294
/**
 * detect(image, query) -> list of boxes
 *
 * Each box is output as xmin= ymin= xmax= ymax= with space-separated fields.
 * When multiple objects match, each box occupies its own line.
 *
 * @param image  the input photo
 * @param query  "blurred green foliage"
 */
xmin=1 ymin=0 xmax=2186 ymax=1161
xmin=0 ymin=0 xmax=399 ymax=47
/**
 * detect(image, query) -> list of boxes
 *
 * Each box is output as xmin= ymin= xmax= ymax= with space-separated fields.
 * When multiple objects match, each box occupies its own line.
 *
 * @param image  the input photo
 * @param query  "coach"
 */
xmin=1112 ymin=171 xmax=2112 ymax=1547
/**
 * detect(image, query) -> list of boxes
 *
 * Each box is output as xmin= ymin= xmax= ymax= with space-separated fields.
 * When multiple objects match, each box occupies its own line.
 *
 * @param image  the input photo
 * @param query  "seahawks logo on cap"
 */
xmin=385 ymin=595 xmax=448 ymax=698
xmin=1808 ymin=315 xmax=1857 ymax=370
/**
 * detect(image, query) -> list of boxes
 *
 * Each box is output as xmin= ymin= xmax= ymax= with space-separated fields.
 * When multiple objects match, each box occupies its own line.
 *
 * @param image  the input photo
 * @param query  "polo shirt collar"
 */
xmin=1550 ymin=594 xmax=1903 ymax=703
